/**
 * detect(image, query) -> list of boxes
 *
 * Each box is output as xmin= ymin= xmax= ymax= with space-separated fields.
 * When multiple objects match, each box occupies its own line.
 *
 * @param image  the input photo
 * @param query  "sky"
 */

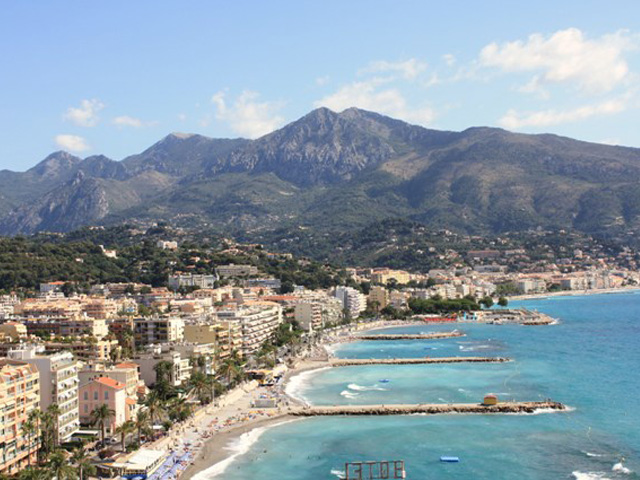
xmin=2 ymin=0 xmax=640 ymax=171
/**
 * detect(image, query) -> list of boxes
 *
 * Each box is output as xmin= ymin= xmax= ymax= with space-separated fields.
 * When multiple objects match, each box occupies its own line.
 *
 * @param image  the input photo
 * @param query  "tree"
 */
xmin=134 ymin=410 xmax=149 ymax=445
xmin=188 ymin=371 xmax=211 ymax=405
xmin=480 ymin=296 xmax=494 ymax=308
xmin=115 ymin=420 xmax=136 ymax=452
xmin=21 ymin=411 xmax=38 ymax=467
xmin=71 ymin=447 xmax=96 ymax=480
xmin=497 ymin=296 xmax=509 ymax=307
xmin=47 ymin=450 xmax=77 ymax=480
xmin=90 ymin=404 xmax=115 ymax=446
xmin=143 ymin=390 xmax=165 ymax=425
xmin=46 ymin=404 xmax=61 ymax=449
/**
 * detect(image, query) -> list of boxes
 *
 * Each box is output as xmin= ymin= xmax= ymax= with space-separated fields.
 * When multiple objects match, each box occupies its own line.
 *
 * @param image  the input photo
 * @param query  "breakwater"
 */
xmin=357 ymin=331 xmax=465 ymax=341
xmin=330 ymin=356 xmax=511 ymax=366
xmin=290 ymin=401 xmax=566 ymax=416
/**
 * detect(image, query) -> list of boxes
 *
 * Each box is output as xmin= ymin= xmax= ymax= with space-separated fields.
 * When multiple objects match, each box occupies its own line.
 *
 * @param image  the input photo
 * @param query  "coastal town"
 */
xmin=0 ymin=227 xmax=627 ymax=479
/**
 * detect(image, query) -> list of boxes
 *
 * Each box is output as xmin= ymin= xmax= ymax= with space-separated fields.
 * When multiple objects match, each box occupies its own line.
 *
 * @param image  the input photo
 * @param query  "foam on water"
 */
xmin=612 ymin=462 xmax=631 ymax=474
xmin=285 ymin=367 xmax=331 ymax=404
xmin=572 ymin=472 xmax=611 ymax=480
xmin=347 ymin=383 xmax=387 ymax=391
xmin=191 ymin=419 xmax=299 ymax=480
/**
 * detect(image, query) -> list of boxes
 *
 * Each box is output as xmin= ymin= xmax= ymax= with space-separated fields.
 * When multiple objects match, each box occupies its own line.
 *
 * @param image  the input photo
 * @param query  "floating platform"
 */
xmin=440 ymin=456 xmax=460 ymax=463
xmin=330 ymin=356 xmax=511 ymax=367
xmin=357 ymin=332 xmax=465 ymax=341
xmin=289 ymin=401 xmax=566 ymax=417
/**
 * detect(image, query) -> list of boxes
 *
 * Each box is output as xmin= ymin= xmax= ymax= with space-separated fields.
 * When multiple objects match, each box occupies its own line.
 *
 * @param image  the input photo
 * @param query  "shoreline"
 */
xmin=509 ymin=286 xmax=640 ymax=301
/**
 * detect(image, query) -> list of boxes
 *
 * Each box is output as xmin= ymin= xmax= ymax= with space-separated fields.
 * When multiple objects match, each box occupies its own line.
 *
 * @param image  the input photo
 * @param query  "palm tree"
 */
xmin=115 ymin=420 xmax=136 ymax=452
xmin=17 ymin=467 xmax=49 ymax=480
xmin=134 ymin=410 xmax=149 ymax=445
xmin=71 ymin=448 xmax=95 ymax=480
xmin=46 ymin=404 xmax=61 ymax=448
xmin=38 ymin=410 xmax=55 ymax=458
xmin=47 ymin=450 xmax=77 ymax=480
xmin=90 ymin=404 xmax=115 ymax=446
xmin=21 ymin=412 xmax=37 ymax=467
xmin=187 ymin=371 xmax=210 ymax=405
xmin=143 ymin=390 xmax=165 ymax=426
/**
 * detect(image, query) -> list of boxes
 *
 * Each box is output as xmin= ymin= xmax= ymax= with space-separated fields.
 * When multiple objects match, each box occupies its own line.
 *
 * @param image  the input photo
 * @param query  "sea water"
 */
xmin=194 ymin=292 xmax=640 ymax=479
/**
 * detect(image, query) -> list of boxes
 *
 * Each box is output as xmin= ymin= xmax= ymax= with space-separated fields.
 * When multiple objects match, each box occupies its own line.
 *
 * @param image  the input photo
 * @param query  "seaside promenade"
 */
xmin=356 ymin=331 xmax=465 ymax=340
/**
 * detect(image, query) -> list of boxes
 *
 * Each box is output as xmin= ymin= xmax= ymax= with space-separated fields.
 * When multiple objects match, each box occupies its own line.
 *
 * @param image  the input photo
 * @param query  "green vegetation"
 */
xmin=408 ymin=295 xmax=481 ymax=314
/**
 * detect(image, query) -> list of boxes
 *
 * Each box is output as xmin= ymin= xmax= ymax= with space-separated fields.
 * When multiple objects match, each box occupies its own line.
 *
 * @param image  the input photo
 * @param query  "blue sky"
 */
xmin=2 ymin=0 xmax=640 ymax=170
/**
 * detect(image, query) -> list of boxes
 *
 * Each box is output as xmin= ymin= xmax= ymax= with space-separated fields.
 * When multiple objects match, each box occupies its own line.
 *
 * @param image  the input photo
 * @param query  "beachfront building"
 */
xmin=79 ymin=377 xmax=128 ymax=435
xmin=368 ymin=286 xmax=389 ymax=310
xmin=0 ymin=360 xmax=40 ymax=475
xmin=183 ymin=322 xmax=243 ymax=360
xmin=79 ymin=361 xmax=144 ymax=398
xmin=334 ymin=286 xmax=367 ymax=319
xmin=8 ymin=346 xmax=79 ymax=443
xmin=216 ymin=302 xmax=282 ymax=356
xmin=43 ymin=338 xmax=119 ymax=361
xmin=133 ymin=316 xmax=184 ymax=347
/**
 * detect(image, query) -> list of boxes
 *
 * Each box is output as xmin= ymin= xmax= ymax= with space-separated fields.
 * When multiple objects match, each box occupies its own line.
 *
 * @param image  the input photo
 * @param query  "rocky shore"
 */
xmin=330 ymin=356 xmax=511 ymax=366
xmin=357 ymin=331 xmax=465 ymax=340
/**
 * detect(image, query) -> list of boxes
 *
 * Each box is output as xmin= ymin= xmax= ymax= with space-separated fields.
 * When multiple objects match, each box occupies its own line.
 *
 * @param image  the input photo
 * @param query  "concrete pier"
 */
xmin=357 ymin=332 xmax=465 ymax=341
xmin=330 ymin=356 xmax=511 ymax=367
xmin=290 ymin=401 xmax=566 ymax=416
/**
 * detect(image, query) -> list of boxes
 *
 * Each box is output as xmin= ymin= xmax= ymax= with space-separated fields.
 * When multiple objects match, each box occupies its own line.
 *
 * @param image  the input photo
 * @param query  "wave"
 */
xmin=583 ymin=451 xmax=607 ymax=458
xmin=571 ymin=472 xmax=611 ymax=480
xmin=191 ymin=419 xmax=299 ymax=480
xmin=612 ymin=462 xmax=631 ymax=474
xmin=330 ymin=469 xmax=346 ymax=479
xmin=285 ymin=366 xmax=331 ymax=404
xmin=348 ymin=383 xmax=388 ymax=392
xmin=340 ymin=390 xmax=360 ymax=398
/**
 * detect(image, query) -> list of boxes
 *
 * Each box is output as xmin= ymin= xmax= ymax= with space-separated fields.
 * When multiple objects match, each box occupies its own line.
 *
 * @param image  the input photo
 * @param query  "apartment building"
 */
xmin=168 ymin=274 xmax=217 ymax=291
xmin=43 ymin=338 xmax=119 ymax=361
xmin=133 ymin=316 xmax=184 ymax=347
xmin=334 ymin=286 xmax=367 ymax=319
xmin=23 ymin=318 xmax=109 ymax=339
xmin=216 ymin=302 xmax=282 ymax=356
xmin=79 ymin=377 xmax=128 ymax=435
xmin=0 ymin=360 xmax=40 ymax=475
xmin=133 ymin=346 xmax=191 ymax=387
xmin=8 ymin=347 xmax=79 ymax=443
xmin=79 ymin=361 xmax=144 ymax=398
xmin=215 ymin=264 xmax=258 ymax=278
xmin=370 ymin=269 xmax=411 ymax=285
xmin=368 ymin=286 xmax=389 ymax=310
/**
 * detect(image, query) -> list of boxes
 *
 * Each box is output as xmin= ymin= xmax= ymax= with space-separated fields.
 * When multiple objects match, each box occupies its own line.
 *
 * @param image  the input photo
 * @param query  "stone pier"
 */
xmin=330 ymin=356 xmax=511 ymax=367
xmin=357 ymin=331 xmax=465 ymax=341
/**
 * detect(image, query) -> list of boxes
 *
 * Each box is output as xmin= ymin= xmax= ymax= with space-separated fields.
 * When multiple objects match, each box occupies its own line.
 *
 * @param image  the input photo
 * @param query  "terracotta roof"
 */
xmin=115 ymin=362 xmax=138 ymax=369
xmin=125 ymin=397 xmax=137 ymax=405
xmin=94 ymin=377 xmax=125 ymax=389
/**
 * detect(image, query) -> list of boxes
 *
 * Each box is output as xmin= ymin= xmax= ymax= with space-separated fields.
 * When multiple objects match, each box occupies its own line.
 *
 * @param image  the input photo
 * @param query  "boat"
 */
xmin=440 ymin=456 xmax=460 ymax=463
xmin=379 ymin=379 xmax=390 ymax=383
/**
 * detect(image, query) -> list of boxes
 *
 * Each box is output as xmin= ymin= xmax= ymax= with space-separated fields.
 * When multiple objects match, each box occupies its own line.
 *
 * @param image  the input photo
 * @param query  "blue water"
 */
xmin=196 ymin=292 xmax=640 ymax=479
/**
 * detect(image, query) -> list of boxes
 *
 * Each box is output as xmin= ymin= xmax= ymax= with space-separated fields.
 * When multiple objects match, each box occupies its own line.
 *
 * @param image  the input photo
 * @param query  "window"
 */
xmin=84 ymin=392 xmax=88 ymax=401
xmin=84 ymin=405 xmax=88 ymax=413
xmin=104 ymin=391 xmax=109 ymax=400
xmin=94 ymin=392 xmax=98 ymax=401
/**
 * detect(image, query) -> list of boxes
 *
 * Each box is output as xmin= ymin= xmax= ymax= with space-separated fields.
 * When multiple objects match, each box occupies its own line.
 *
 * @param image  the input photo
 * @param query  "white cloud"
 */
xmin=63 ymin=99 xmax=104 ymax=127
xmin=480 ymin=28 xmax=637 ymax=94
xmin=112 ymin=115 xmax=158 ymax=128
xmin=177 ymin=113 xmax=187 ymax=122
xmin=211 ymin=90 xmax=284 ymax=138
xmin=443 ymin=54 xmax=456 ymax=67
xmin=360 ymin=58 xmax=427 ymax=80
xmin=314 ymin=78 xmax=435 ymax=125
xmin=54 ymin=134 xmax=90 ymax=152
xmin=499 ymin=98 xmax=627 ymax=129
xmin=315 ymin=75 xmax=330 ymax=86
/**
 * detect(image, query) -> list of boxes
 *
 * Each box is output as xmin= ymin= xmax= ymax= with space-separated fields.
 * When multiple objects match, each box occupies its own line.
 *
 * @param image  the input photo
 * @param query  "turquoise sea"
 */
xmin=193 ymin=292 xmax=640 ymax=480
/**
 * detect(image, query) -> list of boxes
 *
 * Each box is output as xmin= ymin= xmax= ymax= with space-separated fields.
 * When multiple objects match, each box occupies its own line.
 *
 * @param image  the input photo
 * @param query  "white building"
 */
xmin=133 ymin=345 xmax=191 ymax=387
xmin=168 ymin=274 xmax=218 ymax=290
xmin=217 ymin=302 xmax=282 ymax=356
xmin=334 ymin=286 xmax=367 ymax=318
xmin=8 ymin=346 xmax=80 ymax=443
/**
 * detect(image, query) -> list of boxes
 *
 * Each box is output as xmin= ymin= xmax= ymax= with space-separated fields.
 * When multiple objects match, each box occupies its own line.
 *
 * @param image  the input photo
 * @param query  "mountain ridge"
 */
xmin=2 ymin=107 xmax=640 ymax=240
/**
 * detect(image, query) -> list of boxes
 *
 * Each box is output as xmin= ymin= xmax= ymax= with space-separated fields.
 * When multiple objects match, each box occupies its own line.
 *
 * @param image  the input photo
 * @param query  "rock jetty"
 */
xmin=357 ymin=331 xmax=465 ymax=341
xmin=330 ymin=356 xmax=511 ymax=367
xmin=290 ymin=401 xmax=566 ymax=417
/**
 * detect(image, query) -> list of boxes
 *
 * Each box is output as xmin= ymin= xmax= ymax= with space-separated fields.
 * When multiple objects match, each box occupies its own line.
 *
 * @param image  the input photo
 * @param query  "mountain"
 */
xmin=2 ymin=107 xmax=640 ymax=241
